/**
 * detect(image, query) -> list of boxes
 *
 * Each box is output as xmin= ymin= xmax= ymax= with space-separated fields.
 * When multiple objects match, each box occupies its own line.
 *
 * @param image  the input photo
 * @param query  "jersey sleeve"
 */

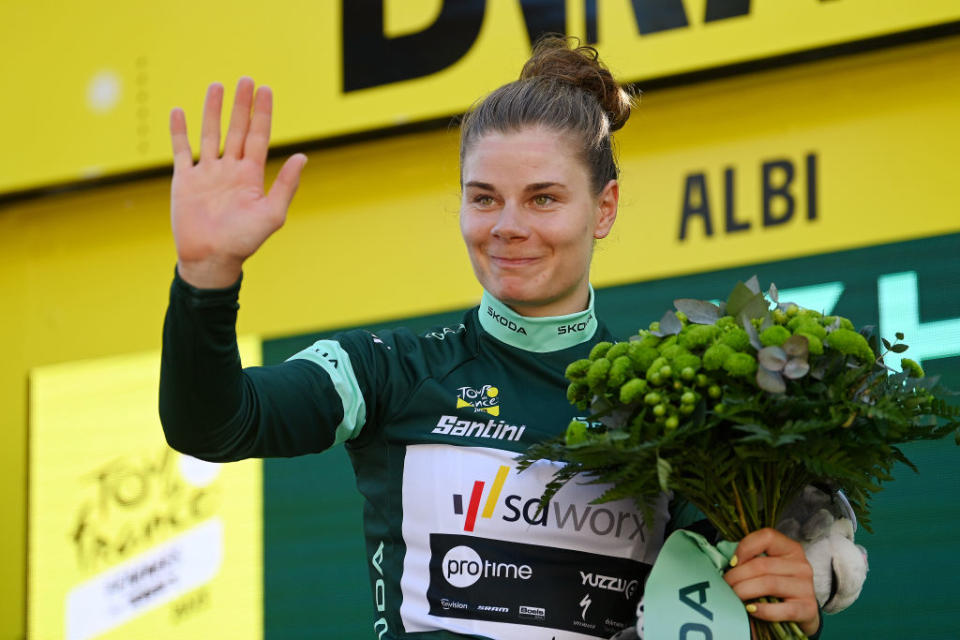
xmin=159 ymin=269 xmax=352 ymax=461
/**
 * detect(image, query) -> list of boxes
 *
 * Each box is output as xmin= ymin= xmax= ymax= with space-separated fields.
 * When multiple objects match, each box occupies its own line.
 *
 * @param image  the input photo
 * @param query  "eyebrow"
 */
xmin=464 ymin=181 xmax=566 ymax=191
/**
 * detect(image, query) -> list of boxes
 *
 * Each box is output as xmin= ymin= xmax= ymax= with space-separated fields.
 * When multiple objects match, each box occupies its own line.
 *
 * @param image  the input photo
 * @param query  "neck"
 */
xmin=478 ymin=287 xmax=598 ymax=352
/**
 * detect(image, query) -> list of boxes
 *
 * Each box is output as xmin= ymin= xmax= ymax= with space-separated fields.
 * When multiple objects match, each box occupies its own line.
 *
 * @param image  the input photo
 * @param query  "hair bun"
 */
xmin=519 ymin=34 xmax=634 ymax=132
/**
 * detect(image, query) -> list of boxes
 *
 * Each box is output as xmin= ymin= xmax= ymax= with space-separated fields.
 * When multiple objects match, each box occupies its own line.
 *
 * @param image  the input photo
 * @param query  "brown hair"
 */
xmin=459 ymin=35 xmax=635 ymax=194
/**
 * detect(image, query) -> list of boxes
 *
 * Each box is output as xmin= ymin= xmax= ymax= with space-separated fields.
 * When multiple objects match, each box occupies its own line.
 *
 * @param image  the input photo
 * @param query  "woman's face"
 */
xmin=459 ymin=126 xmax=618 ymax=317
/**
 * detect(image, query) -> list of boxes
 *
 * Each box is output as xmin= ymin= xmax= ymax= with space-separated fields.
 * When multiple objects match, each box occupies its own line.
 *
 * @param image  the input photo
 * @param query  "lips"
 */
xmin=490 ymin=256 xmax=540 ymax=267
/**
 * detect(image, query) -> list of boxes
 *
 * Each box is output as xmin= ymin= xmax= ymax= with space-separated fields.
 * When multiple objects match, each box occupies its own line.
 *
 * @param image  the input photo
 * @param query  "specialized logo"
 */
xmin=486 ymin=306 xmax=528 ymax=335
xmin=432 ymin=416 xmax=525 ymax=442
xmin=456 ymin=384 xmax=500 ymax=416
xmin=580 ymin=593 xmax=592 ymax=621
xmin=441 ymin=544 xmax=532 ymax=588
xmin=580 ymin=572 xmax=640 ymax=600
xmin=450 ymin=464 xmax=645 ymax=541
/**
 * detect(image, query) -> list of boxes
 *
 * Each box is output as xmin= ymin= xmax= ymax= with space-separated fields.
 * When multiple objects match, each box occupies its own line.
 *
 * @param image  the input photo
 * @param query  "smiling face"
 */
xmin=459 ymin=126 xmax=619 ymax=317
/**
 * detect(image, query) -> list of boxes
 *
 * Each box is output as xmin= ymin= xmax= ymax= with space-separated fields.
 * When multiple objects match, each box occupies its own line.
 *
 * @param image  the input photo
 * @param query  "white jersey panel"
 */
xmin=399 ymin=444 xmax=669 ymax=639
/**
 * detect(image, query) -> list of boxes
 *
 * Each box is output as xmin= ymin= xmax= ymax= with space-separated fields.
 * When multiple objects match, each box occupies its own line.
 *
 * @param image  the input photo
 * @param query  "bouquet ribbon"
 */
xmin=643 ymin=530 xmax=749 ymax=639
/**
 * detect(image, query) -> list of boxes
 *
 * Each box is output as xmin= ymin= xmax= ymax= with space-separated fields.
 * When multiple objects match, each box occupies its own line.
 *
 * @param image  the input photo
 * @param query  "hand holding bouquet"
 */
xmin=519 ymin=278 xmax=960 ymax=639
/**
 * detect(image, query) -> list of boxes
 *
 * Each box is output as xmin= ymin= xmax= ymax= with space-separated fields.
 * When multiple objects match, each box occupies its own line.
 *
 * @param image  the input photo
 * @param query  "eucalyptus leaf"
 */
xmin=891 ymin=344 xmax=909 ymax=353
xmin=674 ymin=298 xmax=721 ymax=325
xmin=783 ymin=358 xmax=811 ymax=380
xmin=740 ymin=313 xmax=763 ymax=350
xmin=659 ymin=310 xmax=683 ymax=336
xmin=757 ymin=366 xmax=787 ymax=393
xmin=742 ymin=294 xmax=772 ymax=320
xmin=896 ymin=332 xmax=905 ymax=341
xmin=745 ymin=275 xmax=761 ymax=294
xmin=881 ymin=337 xmax=892 ymax=350
xmin=783 ymin=335 xmax=809 ymax=358
xmin=758 ymin=346 xmax=788 ymax=371
xmin=768 ymin=282 xmax=779 ymax=303
xmin=726 ymin=282 xmax=757 ymax=317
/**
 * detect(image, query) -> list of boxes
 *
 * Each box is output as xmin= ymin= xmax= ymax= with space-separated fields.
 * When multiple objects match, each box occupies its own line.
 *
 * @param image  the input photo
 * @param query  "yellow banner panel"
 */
xmin=234 ymin=37 xmax=960 ymax=336
xmin=2 ymin=0 xmax=959 ymax=194
xmin=27 ymin=338 xmax=263 ymax=640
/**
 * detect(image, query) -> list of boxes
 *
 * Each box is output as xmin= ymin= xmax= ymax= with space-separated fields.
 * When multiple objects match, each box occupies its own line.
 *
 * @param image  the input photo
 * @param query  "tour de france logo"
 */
xmin=456 ymin=384 xmax=500 ymax=417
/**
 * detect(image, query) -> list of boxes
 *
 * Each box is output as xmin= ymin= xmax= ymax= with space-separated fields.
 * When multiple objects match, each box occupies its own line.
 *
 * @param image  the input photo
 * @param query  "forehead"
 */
xmin=462 ymin=127 xmax=586 ymax=184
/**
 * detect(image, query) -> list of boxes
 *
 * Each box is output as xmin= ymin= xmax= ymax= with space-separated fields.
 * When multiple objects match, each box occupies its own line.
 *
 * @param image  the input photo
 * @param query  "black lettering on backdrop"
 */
xmin=679 ymin=622 xmax=713 ymax=639
xmin=724 ymin=167 xmax=750 ymax=233
xmin=679 ymin=154 xmax=818 ymax=241
xmin=762 ymin=159 xmax=796 ymax=227
xmin=342 ymin=0 xmax=485 ymax=92
xmin=343 ymin=0 xmax=759 ymax=91
xmin=679 ymin=173 xmax=714 ymax=240
xmin=519 ymin=0 xmax=567 ymax=46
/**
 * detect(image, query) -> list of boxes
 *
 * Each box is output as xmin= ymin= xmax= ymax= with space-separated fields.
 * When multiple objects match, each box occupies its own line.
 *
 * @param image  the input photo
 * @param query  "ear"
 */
xmin=593 ymin=179 xmax=619 ymax=239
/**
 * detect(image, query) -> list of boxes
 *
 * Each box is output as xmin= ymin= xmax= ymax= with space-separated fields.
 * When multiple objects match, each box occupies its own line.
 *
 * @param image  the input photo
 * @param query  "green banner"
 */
xmin=643 ymin=531 xmax=747 ymax=639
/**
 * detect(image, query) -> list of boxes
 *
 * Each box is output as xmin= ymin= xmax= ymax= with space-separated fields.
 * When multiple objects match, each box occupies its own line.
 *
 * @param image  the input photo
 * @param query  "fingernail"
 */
xmin=729 ymin=554 xmax=738 ymax=567
xmin=746 ymin=604 xmax=758 ymax=613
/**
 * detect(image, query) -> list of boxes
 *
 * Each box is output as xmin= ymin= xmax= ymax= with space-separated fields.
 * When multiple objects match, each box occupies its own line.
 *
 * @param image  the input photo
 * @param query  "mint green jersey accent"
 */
xmin=477 ymin=286 xmax=598 ymax=352
xmin=287 ymin=339 xmax=366 ymax=445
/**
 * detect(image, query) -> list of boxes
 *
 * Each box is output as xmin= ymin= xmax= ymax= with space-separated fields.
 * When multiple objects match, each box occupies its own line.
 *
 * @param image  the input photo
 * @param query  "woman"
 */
xmin=161 ymin=37 xmax=820 ymax=639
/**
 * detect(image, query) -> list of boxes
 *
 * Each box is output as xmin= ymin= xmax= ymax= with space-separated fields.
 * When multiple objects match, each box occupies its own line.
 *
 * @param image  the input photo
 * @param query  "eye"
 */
xmin=471 ymin=194 xmax=495 ymax=207
xmin=533 ymin=194 xmax=555 ymax=207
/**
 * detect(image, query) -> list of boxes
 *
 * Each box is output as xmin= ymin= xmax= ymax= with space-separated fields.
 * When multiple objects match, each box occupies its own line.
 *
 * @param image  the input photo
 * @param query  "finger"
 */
xmin=169 ymin=108 xmax=193 ymax=172
xmin=200 ymin=82 xmax=224 ymax=161
xmin=725 ymin=554 xmax=811 ymax=587
xmin=244 ymin=85 xmax=273 ymax=166
xmin=745 ymin=598 xmax=819 ymax=633
xmin=265 ymin=153 xmax=308 ymax=217
xmin=727 ymin=572 xmax=813 ymax=602
xmin=734 ymin=528 xmax=803 ymax=565
xmin=223 ymin=77 xmax=255 ymax=159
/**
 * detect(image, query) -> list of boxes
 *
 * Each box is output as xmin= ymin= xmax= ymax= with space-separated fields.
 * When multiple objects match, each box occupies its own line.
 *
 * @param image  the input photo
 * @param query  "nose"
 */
xmin=491 ymin=200 xmax=529 ymax=240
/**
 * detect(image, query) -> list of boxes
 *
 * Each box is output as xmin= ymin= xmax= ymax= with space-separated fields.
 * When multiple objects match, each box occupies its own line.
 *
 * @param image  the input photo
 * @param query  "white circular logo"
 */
xmin=442 ymin=545 xmax=483 ymax=588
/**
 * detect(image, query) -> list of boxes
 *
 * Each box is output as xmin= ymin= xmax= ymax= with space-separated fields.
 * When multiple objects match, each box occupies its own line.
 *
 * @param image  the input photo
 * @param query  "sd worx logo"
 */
xmin=452 ymin=466 xmax=646 ymax=541
xmin=456 ymin=384 xmax=500 ymax=416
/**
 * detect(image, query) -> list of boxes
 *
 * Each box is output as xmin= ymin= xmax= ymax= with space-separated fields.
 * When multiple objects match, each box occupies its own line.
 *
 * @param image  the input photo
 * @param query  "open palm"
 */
xmin=169 ymin=77 xmax=307 ymax=288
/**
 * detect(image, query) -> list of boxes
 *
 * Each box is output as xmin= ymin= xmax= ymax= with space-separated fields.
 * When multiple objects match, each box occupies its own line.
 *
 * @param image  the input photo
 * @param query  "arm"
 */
xmin=159 ymin=269 xmax=343 ymax=461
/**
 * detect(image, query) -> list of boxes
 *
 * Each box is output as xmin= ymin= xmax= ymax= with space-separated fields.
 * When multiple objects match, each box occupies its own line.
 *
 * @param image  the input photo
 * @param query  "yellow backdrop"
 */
xmin=2 ymin=34 xmax=959 ymax=639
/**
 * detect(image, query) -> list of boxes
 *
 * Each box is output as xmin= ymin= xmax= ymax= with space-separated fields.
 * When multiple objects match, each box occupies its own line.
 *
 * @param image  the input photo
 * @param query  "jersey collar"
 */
xmin=478 ymin=287 xmax=598 ymax=353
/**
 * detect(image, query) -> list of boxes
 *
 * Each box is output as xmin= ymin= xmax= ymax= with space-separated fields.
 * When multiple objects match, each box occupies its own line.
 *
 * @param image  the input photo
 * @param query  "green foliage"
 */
xmin=518 ymin=278 xmax=960 ymax=545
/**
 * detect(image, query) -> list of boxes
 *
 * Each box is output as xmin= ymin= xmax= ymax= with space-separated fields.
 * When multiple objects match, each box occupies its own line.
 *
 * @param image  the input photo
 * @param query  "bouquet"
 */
xmin=518 ymin=277 xmax=960 ymax=640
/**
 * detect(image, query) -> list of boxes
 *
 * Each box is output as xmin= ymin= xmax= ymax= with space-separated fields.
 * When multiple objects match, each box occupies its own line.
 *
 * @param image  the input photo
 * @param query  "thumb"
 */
xmin=266 ymin=153 xmax=308 ymax=214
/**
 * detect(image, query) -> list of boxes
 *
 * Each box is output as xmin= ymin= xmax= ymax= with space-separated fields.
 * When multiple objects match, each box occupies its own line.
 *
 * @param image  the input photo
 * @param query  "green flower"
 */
xmin=587 ymin=358 xmax=612 ymax=391
xmin=673 ymin=353 xmax=702 ymax=375
xmin=703 ymin=343 xmax=735 ymax=371
xmin=565 ymin=420 xmax=588 ymax=446
xmin=628 ymin=343 xmax=660 ymax=371
xmin=589 ymin=341 xmax=613 ymax=360
xmin=620 ymin=378 xmax=649 ymax=404
xmin=608 ymin=356 xmax=634 ymax=387
xmin=826 ymin=329 xmax=875 ymax=364
xmin=901 ymin=358 xmax=925 ymax=378
xmin=606 ymin=341 xmax=630 ymax=361
xmin=723 ymin=352 xmax=758 ymax=377
xmin=567 ymin=382 xmax=588 ymax=406
xmin=797 ymin=332 xmax=824 ymax=356
xmin=565 ymin=358 xmax=592 ymax=381
xmin=718 ymin=327 xmax=751 ymax=352
xmin=760 ymin=325 xmax=791 ymax=347
xmin=678 ymin=324 xmax=720 ymax=350
xmin=788 ymin=317 xmax=827 ymax=340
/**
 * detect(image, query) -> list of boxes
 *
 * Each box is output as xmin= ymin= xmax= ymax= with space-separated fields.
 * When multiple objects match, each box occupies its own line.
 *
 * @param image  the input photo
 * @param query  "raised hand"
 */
xmin=724 ymin=528 xmax=821 ymax=637
xmin=169 ymin=77 xmax=308 ymax=288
